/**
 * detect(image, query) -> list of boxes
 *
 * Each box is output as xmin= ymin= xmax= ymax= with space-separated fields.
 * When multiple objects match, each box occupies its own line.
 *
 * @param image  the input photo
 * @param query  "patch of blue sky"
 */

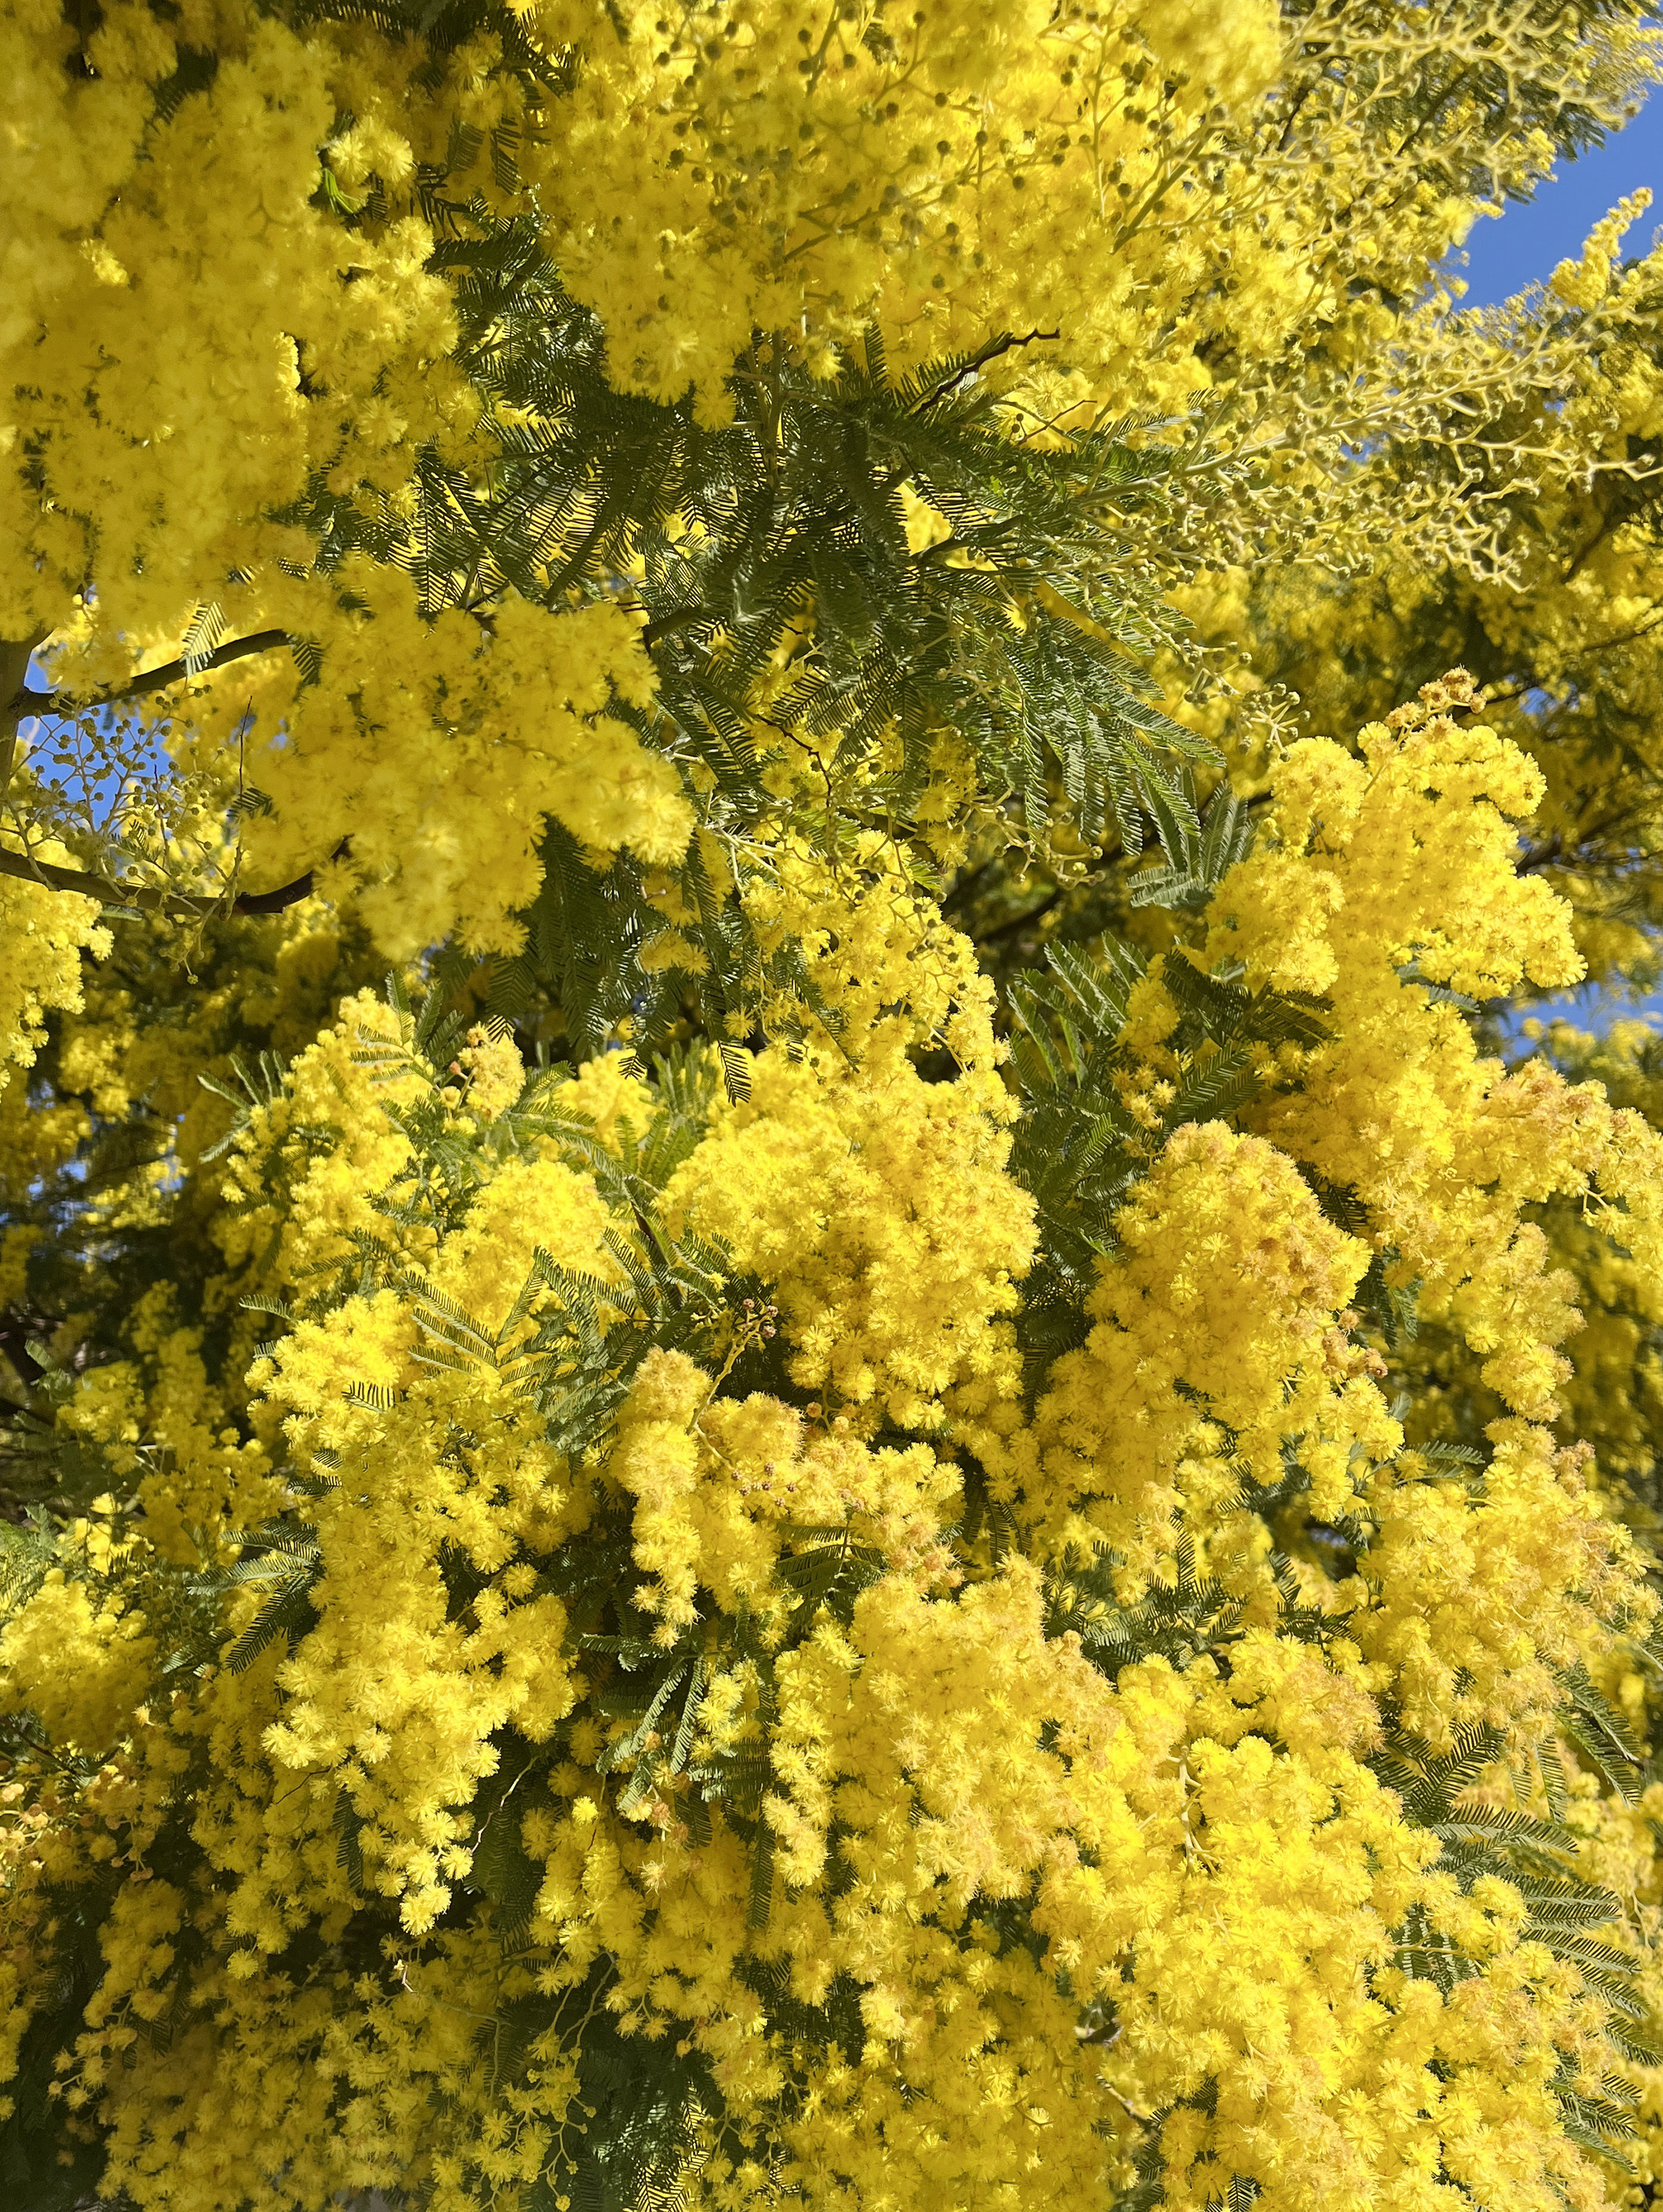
xmin=1497 ymin=980 xmax=1660 ymax=1052
xmin=1450 ymin=88 xmax=1663 ymax=309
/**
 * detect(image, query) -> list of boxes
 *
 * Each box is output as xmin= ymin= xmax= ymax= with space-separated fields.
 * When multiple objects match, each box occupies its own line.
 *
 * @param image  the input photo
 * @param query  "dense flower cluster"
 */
xmin=5 ymin=2 xmax=1663 ymax=2209
xmin=1 ymin=701 xmax=1661 ymax=2210
xmin=0 ymin=871 xmax=106 ymax=1102
xmin=7 ymin=0 xmax=1655 ymax=949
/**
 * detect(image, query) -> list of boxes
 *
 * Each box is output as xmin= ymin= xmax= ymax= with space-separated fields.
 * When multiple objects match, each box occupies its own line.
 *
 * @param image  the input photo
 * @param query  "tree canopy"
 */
xmin=7 ymin=3 xmax=1663 ymax=2209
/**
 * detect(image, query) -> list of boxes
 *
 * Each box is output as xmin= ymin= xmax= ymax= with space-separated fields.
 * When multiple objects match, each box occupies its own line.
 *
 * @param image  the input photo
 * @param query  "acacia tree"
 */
xmin=7 ymin=2 xmax=1663 ymax=2209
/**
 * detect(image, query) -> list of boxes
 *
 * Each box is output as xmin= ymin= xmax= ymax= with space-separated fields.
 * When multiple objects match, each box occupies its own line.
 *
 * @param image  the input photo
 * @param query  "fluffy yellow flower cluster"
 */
xmin=1 ymin=698 xmax=1659 ymax=2211
xmin=231 ymin=585 xmax=683 ymax=959
xmin=6 ymin=0 xmax=1663 ymax=2203
xmin=518 ymin=0 xmax=1284 ymax=417
xmin=1214 ymin=682 xmax=1662 ymax=1423
xmin=0 ymin=871 xmax=106 ymax=1102
xmin=1507 ymin=1019 xmax=1663 ymax=1516
xmin=10 ymin=0 xmax=1650 ymax=961
xmin=1 ymin=0 xmax=482 ymax=645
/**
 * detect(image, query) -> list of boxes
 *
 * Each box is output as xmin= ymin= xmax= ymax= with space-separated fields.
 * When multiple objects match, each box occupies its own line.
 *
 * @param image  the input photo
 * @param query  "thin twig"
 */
xmin=914 ymin=328 xmax=1062 ymax=413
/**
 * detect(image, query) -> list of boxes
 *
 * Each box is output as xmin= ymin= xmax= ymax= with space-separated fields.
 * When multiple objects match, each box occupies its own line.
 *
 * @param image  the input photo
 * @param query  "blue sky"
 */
xmin=1455 ymin=89 xmax=1663 ymax=307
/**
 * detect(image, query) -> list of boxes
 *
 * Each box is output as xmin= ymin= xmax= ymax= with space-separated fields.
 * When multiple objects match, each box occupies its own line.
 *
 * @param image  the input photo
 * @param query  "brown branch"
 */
xmin=0 ymin=1319 xmax=49 ymax=1390
xmin=21 ymin=629 xmax=292 ymax=722
xmin=234 ymin=843 xmax=349 ymax=914
xmin=0 ymin=634 xmax=45 ymax=809
xmin=0 ymin=838 xmax=348 ymax=919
